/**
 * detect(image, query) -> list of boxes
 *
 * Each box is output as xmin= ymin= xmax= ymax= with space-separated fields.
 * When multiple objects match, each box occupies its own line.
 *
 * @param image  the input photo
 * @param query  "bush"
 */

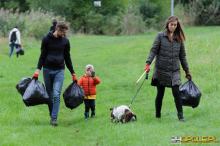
xmin=101 ymin=15 xmax=122 ymax=35
xmin=84 ymin=11 xmax=104 ymax=34
xmin=24 ymin=9 xmax=54 ymax=39
xmin=174 ymin=3 xmax=194 ymax=26
xmin=120 ymin=5 xmax=146 ymax=35
xmin=138 ymin=0 xmax=163 ymax=29
xmin=0 ymin=8 xmax=25 ymax=37
xmin=0 ymin=8 xmax=64 ymax=39
xmin=185 ymin=0 xmax=220 ymax=25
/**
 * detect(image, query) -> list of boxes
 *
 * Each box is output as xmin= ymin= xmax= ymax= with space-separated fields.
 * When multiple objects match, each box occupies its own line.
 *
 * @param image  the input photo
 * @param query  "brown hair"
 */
xmin=56 ymin=21 xmax=68 ymax=31
xmin=165 ymin=16 xmax=185 ymax=42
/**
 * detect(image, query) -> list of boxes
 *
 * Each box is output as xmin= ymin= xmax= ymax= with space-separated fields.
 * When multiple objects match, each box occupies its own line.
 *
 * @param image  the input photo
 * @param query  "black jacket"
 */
xmin=37 ymin=32 xmax=74 ymax=74
xmin=146 ymin=31 xmax=189 ymax=87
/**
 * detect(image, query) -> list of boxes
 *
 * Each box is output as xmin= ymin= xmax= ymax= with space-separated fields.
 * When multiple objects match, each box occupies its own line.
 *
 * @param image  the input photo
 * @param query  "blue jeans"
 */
xmin=9 ymin=43 xmax=19 ymax=57
xmin=43 ymin=68 xmax=64 ymax=120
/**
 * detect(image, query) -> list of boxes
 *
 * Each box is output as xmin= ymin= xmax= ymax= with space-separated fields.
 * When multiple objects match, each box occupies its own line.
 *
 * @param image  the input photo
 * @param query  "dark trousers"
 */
xmin=155 ymin=85 xmax=183 ymax=117
xmin=84 ymin=99 xmax=95 ymax=115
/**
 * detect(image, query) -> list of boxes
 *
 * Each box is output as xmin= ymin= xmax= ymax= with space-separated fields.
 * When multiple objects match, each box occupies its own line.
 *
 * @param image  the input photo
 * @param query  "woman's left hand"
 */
xmin=185 ymin=71 xmax=192 ymax=80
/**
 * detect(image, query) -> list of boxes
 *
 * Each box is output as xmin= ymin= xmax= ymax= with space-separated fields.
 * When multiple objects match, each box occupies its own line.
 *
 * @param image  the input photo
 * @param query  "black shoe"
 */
xmin=84 ymin=112 xmax=89 ymax=120
xmin=50 ymin=119 xmax=58 ymax=126
xmin=177 ymin=113 xmax=185 ymax=122
xmin=156 ymin=113 xmax=161 ymax=118
xmin=91 ymin=112 xmax=95 ymax=118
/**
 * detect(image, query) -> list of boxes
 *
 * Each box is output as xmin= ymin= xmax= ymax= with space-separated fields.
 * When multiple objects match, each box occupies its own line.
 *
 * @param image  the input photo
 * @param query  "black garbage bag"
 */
xmin=22 ymin=79 xmax=49 ymax=106
xmin=63 ymin=82 xmax=84 ymax=109
xmin=19 ymin=49 xmax=24 ymax=55
xmin=16 ymin=77 xmax=32 ymax=96
xmin=16 ymin=47 xmax=24 ymax=55
xmin=179 ymin=80 xmax=202 ymax=108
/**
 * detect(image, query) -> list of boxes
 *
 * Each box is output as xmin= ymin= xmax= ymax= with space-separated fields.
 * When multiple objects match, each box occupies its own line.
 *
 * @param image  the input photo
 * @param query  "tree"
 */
xmin=0 ymin=0 xmax=29 ymax=12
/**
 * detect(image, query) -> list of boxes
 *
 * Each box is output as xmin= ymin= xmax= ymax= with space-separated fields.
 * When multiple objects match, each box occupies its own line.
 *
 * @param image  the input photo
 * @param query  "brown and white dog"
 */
xmin=110 ymin=105 xmax=137 ymax=123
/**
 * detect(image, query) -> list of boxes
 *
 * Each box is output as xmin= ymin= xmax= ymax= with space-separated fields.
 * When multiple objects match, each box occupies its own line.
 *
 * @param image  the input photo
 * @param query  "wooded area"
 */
xmin=0 ymin=0 xmax=220 ymax=37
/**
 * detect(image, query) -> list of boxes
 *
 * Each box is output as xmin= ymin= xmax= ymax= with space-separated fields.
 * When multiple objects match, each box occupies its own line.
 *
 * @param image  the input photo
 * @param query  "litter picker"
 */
xmin=136 ymin=71 xmax=147 ymax=84
xmin=129 ymin=73 xmax=148 ymax=108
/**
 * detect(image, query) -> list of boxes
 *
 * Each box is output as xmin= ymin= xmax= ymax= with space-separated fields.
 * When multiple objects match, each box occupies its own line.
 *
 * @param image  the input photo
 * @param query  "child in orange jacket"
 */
xmin=78 ymin=64 xmax=101 ymax=119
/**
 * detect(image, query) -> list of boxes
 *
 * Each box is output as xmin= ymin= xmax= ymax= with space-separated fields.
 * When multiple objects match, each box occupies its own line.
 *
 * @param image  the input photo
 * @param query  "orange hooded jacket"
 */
xmin=78 ymin=75 xmax=101 ymax=99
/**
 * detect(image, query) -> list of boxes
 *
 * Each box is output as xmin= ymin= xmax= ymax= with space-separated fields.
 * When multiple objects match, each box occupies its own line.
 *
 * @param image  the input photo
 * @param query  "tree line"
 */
xmin=0 ymin=0 xmax=220 ymax=37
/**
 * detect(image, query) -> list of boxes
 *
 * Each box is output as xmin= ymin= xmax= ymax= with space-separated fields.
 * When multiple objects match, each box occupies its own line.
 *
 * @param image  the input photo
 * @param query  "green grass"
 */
xmin=0 ymin=27 xmax=220 ymax=146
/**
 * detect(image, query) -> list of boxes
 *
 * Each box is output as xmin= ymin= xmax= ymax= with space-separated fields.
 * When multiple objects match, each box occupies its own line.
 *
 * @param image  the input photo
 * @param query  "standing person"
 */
xmin=145 ymin=16 xmax=192 ymax=121
xmin=50 ymin=19 xmax=57 ymax=33
xmin=78 ymin=64 xmax=101 ymax=119
xmin=8 ymin=26 xmax=22 ymax=57
xmin=33 ymin=21 xmax=77 ymax=126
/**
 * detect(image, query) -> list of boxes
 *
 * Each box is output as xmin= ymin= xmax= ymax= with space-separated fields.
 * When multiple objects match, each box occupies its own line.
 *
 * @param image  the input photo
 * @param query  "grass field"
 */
xmin=0 ymin=27 xmax=220 ymax=146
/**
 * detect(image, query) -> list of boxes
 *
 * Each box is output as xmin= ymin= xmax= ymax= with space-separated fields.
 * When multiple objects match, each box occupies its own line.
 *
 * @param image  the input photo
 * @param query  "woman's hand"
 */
xmin=33 ymin=69 xmax=40 ymax=79
xmin=185 ymin=71 xmax=192 ymax=80
xmin=145 ymin=64 xmax=150 ymax=73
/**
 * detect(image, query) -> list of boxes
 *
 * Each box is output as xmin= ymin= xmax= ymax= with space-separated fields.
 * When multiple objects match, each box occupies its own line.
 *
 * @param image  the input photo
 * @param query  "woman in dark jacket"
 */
xmin=145 ymin=16 xmax=192 ymax=121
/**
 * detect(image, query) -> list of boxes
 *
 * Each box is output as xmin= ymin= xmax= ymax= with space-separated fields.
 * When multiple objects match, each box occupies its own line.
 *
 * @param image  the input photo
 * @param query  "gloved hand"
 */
xmin=33 ymin=69 xmax=40 ymax=80
xmin=72 ymin=73 xmax=77 ymax=82
xmin=185 ymin=71 xmax=192 ymax=80
xmin=91 ymin=71 xmax=95 ymax=77
xmin=145 ymin=64 xmax=150 ymax=73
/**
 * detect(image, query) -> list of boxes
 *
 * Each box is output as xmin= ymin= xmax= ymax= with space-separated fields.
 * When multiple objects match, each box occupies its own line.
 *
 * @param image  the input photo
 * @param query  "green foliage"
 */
xmin=139 ymin=0 xmax=161 ymax=21
xmin=101 ymin=15 xmax=122 ymax=35
xmin=0 ymin=0 xmax=29 ymax=12
xmin=120 ymin=5 xmax=146 ymax=35
xmin=84 ymin=11 xmax=104 ymax=34
xmin=178 ymin=0 xmax=220 ymax=25
xmin=0 ymin=0 xmax=173 ymax=35
xmin=0 ymin=8 xmax=63 ymax=39
xmin=0 ymin=8 xmax=25 ymax=37
xmin=23 ymin=9 xmax=54 ymax=39
xmin=190 ymin=0 xmax=220 ymax=25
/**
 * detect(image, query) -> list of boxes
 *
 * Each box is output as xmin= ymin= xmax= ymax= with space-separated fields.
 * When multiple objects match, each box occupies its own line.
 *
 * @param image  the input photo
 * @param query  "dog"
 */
xmin=110 ymin=105 xmax=137 ymax=123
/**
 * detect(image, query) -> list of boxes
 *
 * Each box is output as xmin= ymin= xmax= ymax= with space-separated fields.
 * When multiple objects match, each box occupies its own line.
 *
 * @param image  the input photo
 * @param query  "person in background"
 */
xmin=145 ymin=16 xmax=192 ymax=122
xmin=8 ymin=26 xmax=22 ymax=58
xmin=50 ymin=19 xmax=57 ymax=33
xmin=78 ymin=64 xmax=101 ymax=120
xmin=33 ymin=21 xmax=77 ymax=126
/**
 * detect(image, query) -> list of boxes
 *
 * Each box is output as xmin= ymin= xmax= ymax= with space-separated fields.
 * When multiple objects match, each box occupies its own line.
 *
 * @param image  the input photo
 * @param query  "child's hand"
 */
xmin=91 ymin=71 xmax=95 ymax=77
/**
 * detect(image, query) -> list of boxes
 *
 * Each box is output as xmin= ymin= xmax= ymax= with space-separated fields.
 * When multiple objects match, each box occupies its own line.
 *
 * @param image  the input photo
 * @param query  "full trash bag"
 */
xmin=63 ymin=82 xmax=84 ymax=109
xmin=179 ymin=80 xmax=202 ymax=108
xmin=22 ymin=79 xmax=49 ymax=106
xmin=16 ymin=77 xmax=32 ymax=96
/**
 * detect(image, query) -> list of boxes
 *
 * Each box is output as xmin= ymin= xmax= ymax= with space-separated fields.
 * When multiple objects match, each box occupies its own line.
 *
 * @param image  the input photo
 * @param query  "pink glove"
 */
xmin=145 ymin=64 xmax=150 ymax=73
xmin=32 ymin=70 xmax=40 ymax=80
xmin=72 ymin=74 xmax=77 ymax=82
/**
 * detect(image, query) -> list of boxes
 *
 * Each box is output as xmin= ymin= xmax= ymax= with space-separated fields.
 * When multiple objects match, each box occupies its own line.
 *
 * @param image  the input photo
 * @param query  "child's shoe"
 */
xmin=91 ymin=112 xmax=95 ymax=118
xmin=84 ymin=112 xmax=89 ymax=120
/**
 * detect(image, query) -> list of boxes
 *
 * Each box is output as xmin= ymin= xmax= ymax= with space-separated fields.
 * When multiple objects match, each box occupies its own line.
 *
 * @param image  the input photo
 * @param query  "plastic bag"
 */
xmin=179 ymin=80 xmax=202 ymax=108
xmin=16 ymin=45 xmax=24 ymax=56
xmin=23 ymin=79 xmax=49 ymax=106
xmin=63 ymin=82 xmax=84 ymax=109
xmin=16 ymin=77 xmax=32 ymax=96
